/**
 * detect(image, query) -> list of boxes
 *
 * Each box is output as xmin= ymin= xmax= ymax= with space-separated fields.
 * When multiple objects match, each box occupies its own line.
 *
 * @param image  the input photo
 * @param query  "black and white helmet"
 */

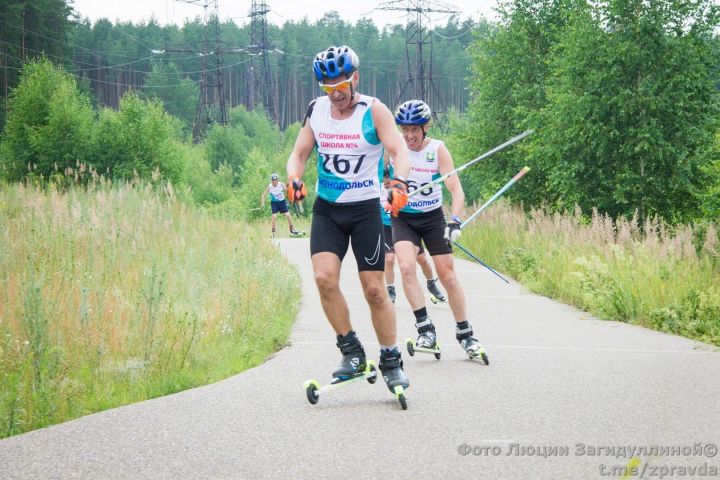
xmin=394 ymin=100 xmax=432 ymax=126
xmin=270 ymin=173 xmax=279 ymax=180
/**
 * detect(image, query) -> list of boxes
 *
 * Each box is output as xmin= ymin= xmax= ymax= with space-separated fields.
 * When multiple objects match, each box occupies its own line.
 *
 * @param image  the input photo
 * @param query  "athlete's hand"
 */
xmin=289 ymin=176 xmax=305 ymax=201
xmin=387 ymin=177 xmax=408 ymax=217
xmin=444 ymin=215 xmax=462 ymax=242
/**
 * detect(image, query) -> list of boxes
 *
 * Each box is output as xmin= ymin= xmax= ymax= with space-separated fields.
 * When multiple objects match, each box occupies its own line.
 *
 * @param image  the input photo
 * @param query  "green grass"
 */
xmin=460 ymin=203 xmax=720 ymax=346
xmin=0 ymin=181 xmax=300 ymax=438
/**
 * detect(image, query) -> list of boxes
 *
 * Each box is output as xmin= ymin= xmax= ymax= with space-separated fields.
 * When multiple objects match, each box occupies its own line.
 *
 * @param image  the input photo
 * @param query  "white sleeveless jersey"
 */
xmin=402 ymin=139 xmax=444 ymax=214
xmin=309 ymin=94 xmax=384 ymax=203
xmin=267 ymin=182 xmax=285 ymax=202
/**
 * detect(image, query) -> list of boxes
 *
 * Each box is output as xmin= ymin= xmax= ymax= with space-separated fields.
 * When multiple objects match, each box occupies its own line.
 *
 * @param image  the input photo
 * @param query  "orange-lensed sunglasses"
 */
xmin=318 ymin=77 xmax=353 ymax=94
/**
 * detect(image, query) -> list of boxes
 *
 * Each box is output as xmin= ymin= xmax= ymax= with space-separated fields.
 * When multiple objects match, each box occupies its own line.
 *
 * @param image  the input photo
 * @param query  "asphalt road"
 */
xmin=1 ymin=238 xmax=719 ymax=479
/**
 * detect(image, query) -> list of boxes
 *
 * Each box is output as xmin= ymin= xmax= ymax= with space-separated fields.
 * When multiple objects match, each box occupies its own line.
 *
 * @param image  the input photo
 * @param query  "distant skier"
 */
xmin=261 ymin=173 xmax=303 ymax=238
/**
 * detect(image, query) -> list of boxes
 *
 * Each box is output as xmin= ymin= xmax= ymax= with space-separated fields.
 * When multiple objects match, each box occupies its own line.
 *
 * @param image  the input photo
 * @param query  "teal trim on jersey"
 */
xmin=380 ymin=203 xmax=391 ymax=225
xmin=402 ymin=205 xmax=424 ymax=214
xmin=316 ymin=152 xmax=350 ymax=203
xmin=362 ymin=108 xmax=380 ymax=145
xmin=377 ymin=153 xmax=385 ymax=185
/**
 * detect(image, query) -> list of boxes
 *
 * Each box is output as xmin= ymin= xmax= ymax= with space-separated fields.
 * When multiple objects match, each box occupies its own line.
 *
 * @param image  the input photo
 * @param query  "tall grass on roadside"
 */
xmin=0 ymin=181 xmax=300 ymax=438
xmin=461 ymin=203 xmax=720 ymax=346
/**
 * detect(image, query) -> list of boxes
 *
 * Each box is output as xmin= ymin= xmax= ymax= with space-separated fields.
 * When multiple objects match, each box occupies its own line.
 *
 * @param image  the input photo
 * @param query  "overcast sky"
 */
xmin=70 ymin=0 xmax=499 ymax=28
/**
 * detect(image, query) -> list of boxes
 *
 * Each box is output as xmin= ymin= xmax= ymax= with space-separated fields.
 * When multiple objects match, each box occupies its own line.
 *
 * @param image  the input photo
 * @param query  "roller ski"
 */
xmin=379 ymin=347 xmax=410 ymax=410
xmin=427 ymin=278 xmax=447 ymax=304
xmin=289 ymin=229 xmax=306 ymax=237
xmin=304 ymin=361 xmax=378 ymax=405
xmin=456 ymin=321 xmax=489 ymax=365
xmin=405 ymin=316 xmax=441 ymax=360
xmin=304 ymin=331 xmax=377 ymax=405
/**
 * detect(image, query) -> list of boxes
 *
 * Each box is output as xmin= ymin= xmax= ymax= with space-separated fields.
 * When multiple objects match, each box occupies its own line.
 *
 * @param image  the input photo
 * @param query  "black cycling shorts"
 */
xmin=311 ymin=197 xmax=385 ymax=272
xmin=384 ymin=224 xmax=424 ymax=255
xmin=391 ymin=207 xmax=451 ymax=256
xmin=270 ymin=200 xmax=288 ymax=214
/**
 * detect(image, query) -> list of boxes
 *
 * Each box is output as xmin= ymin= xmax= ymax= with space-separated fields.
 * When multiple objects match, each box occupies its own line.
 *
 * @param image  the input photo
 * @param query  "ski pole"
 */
xmin=453 ymin=241 xmax=510 ymax=284
xmin=249 ymin=207 xmax=263 ymax=211
xmin=407 ymin=129 xmax=534 ymax=198
xmin=460 ymin=166 xmax=530 ymax=229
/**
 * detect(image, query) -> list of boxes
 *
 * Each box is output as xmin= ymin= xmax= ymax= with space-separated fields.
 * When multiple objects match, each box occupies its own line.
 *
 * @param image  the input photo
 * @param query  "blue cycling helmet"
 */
xmin=313 ymin=45 xmax=359 ymax=81
xmin=394 ymin=100 xmax=432 ymax=125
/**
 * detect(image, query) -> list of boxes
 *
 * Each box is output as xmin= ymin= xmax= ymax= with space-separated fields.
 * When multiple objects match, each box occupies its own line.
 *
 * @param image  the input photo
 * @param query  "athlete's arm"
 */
xmin=438 ymin=143 xmax=465 ymax=218
xmin=287 ymin=101 xmax=317 ymax=179
xmin=372 ymin=101 xmax=410 ymax=179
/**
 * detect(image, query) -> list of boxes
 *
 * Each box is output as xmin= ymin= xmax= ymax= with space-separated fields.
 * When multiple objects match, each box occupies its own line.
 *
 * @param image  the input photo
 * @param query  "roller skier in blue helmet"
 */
xmin=286 ymin=45 xmax=413 ymax=398
xmin=391 ymin=100 xmax=487 ymax=361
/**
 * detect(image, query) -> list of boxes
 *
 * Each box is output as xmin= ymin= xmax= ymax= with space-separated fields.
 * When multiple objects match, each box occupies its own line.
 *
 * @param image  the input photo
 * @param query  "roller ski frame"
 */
xmin=405 ymin=337 xmax=441 ymax=360
xmin=304 ymin=361 xmax=377 ymax=405
xmin=303 ymin=361 xmax=408 ymax=410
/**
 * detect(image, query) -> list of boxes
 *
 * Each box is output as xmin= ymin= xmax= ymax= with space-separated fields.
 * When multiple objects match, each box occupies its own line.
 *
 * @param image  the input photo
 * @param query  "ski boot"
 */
xmin=290 ymin=229 xmax=306 ymax=237
xmin=427 ymin=278 xmax=447 ymax=303
xmin=456 ymin=321 xmax=489 ymax=365
xmin=331 ymin=331 xmax=367 ymax=381
xmin=405 ymin=315 xmax=441 ymax=360
xmin=271 ymin=228 xmax=276 ymax=239
xmin=387 ymin=285 xmax=396 ymax=304
xmin=379 ymin=347 xmax=409 ymax=410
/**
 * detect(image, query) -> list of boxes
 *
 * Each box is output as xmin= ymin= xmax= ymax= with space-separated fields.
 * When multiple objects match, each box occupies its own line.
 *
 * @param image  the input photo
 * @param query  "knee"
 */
xmin=363 ymin=283 xmax=387 ymax=306
xmin=399 ymin=262 xmax=416 ymax=279
xmin=438 ymin=270 xmax=459 ymax=289
xmin=314 ymin=271 xmax=338 ymax=296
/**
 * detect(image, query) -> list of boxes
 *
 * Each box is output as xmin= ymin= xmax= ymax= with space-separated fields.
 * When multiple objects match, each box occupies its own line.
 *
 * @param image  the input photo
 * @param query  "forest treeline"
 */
xmin=0 ymin=0 xmax=479 ymax=130
xmin=1 ymin=0 xmax=719 ymax=224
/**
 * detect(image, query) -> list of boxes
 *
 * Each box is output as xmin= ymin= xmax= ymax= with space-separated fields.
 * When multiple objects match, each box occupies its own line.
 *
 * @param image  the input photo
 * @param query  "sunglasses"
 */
xmin=318 ymin=77 xmax=353 ymax=94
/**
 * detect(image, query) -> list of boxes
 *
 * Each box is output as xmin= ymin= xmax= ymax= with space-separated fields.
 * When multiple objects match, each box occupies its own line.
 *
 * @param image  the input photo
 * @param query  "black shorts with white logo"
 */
xmin=391 ymin=207 xmax=452 ymax=256
xmin=311 ymin=197 xmax=385 ymax=272
xmin=384 ymin=224 xmax=425 ymax=255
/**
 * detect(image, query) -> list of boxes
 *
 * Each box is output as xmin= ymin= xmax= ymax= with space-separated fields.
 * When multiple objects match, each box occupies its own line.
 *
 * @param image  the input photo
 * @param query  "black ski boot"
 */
xmin=332 ymin=331 xmax=367 ymax=381
xmin=427 ymin=278 xmax=447 ymax=303
xmin=379 ymin=347 xmax=409 ymax=393
xmin=456 ymin=321 xmax=489 ymax=364
xmin=387 ymin=285 xmax=396 ymax=303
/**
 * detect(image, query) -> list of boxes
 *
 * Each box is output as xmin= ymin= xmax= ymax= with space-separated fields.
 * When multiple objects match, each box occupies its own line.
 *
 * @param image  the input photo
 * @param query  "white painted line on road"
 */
xmin=289 ymin=341 xmax=719 ymax=356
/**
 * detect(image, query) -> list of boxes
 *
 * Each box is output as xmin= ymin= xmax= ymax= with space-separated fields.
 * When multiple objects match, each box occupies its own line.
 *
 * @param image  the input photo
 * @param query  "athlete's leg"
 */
xmin=359 ymin=270 xmax=396 ymax=346
xmin=312 ymin=252 xmax=351 ymax=335
xmin=395 ymin=241 xmax=425 ymax=310
xmin=417 ymin=251 xmax=434 ymax=280
xmin=432 ymin=253 xmax=467 ymax=322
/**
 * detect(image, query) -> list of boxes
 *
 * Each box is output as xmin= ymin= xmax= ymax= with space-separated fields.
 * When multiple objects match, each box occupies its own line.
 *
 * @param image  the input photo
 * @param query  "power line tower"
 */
xmin=376 ymin=0 xmax=458 ymax=129
xmin=176 ymin=0 xmax=228 ymax=142
xmin=248 ymin=1 xmax=278 ymax=123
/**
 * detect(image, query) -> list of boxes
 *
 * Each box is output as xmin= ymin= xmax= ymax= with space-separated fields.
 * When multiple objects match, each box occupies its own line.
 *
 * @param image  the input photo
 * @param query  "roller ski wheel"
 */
xmin=429 ymin=294 xmax=447 ymax=304
xmin=405 ymin=336 xmax=441 ymax=360
xmin=465 ymin=345 xmax=489 ymax=365
xmin=394 ymin=385 xmax=408 ymax=410
xmin=303 ymin=361 xmax=378 ymax=405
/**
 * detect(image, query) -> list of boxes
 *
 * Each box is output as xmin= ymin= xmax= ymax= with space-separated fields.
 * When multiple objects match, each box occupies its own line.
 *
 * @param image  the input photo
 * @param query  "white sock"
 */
xmin=380 ymin=344 xmax=397 ymax=353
